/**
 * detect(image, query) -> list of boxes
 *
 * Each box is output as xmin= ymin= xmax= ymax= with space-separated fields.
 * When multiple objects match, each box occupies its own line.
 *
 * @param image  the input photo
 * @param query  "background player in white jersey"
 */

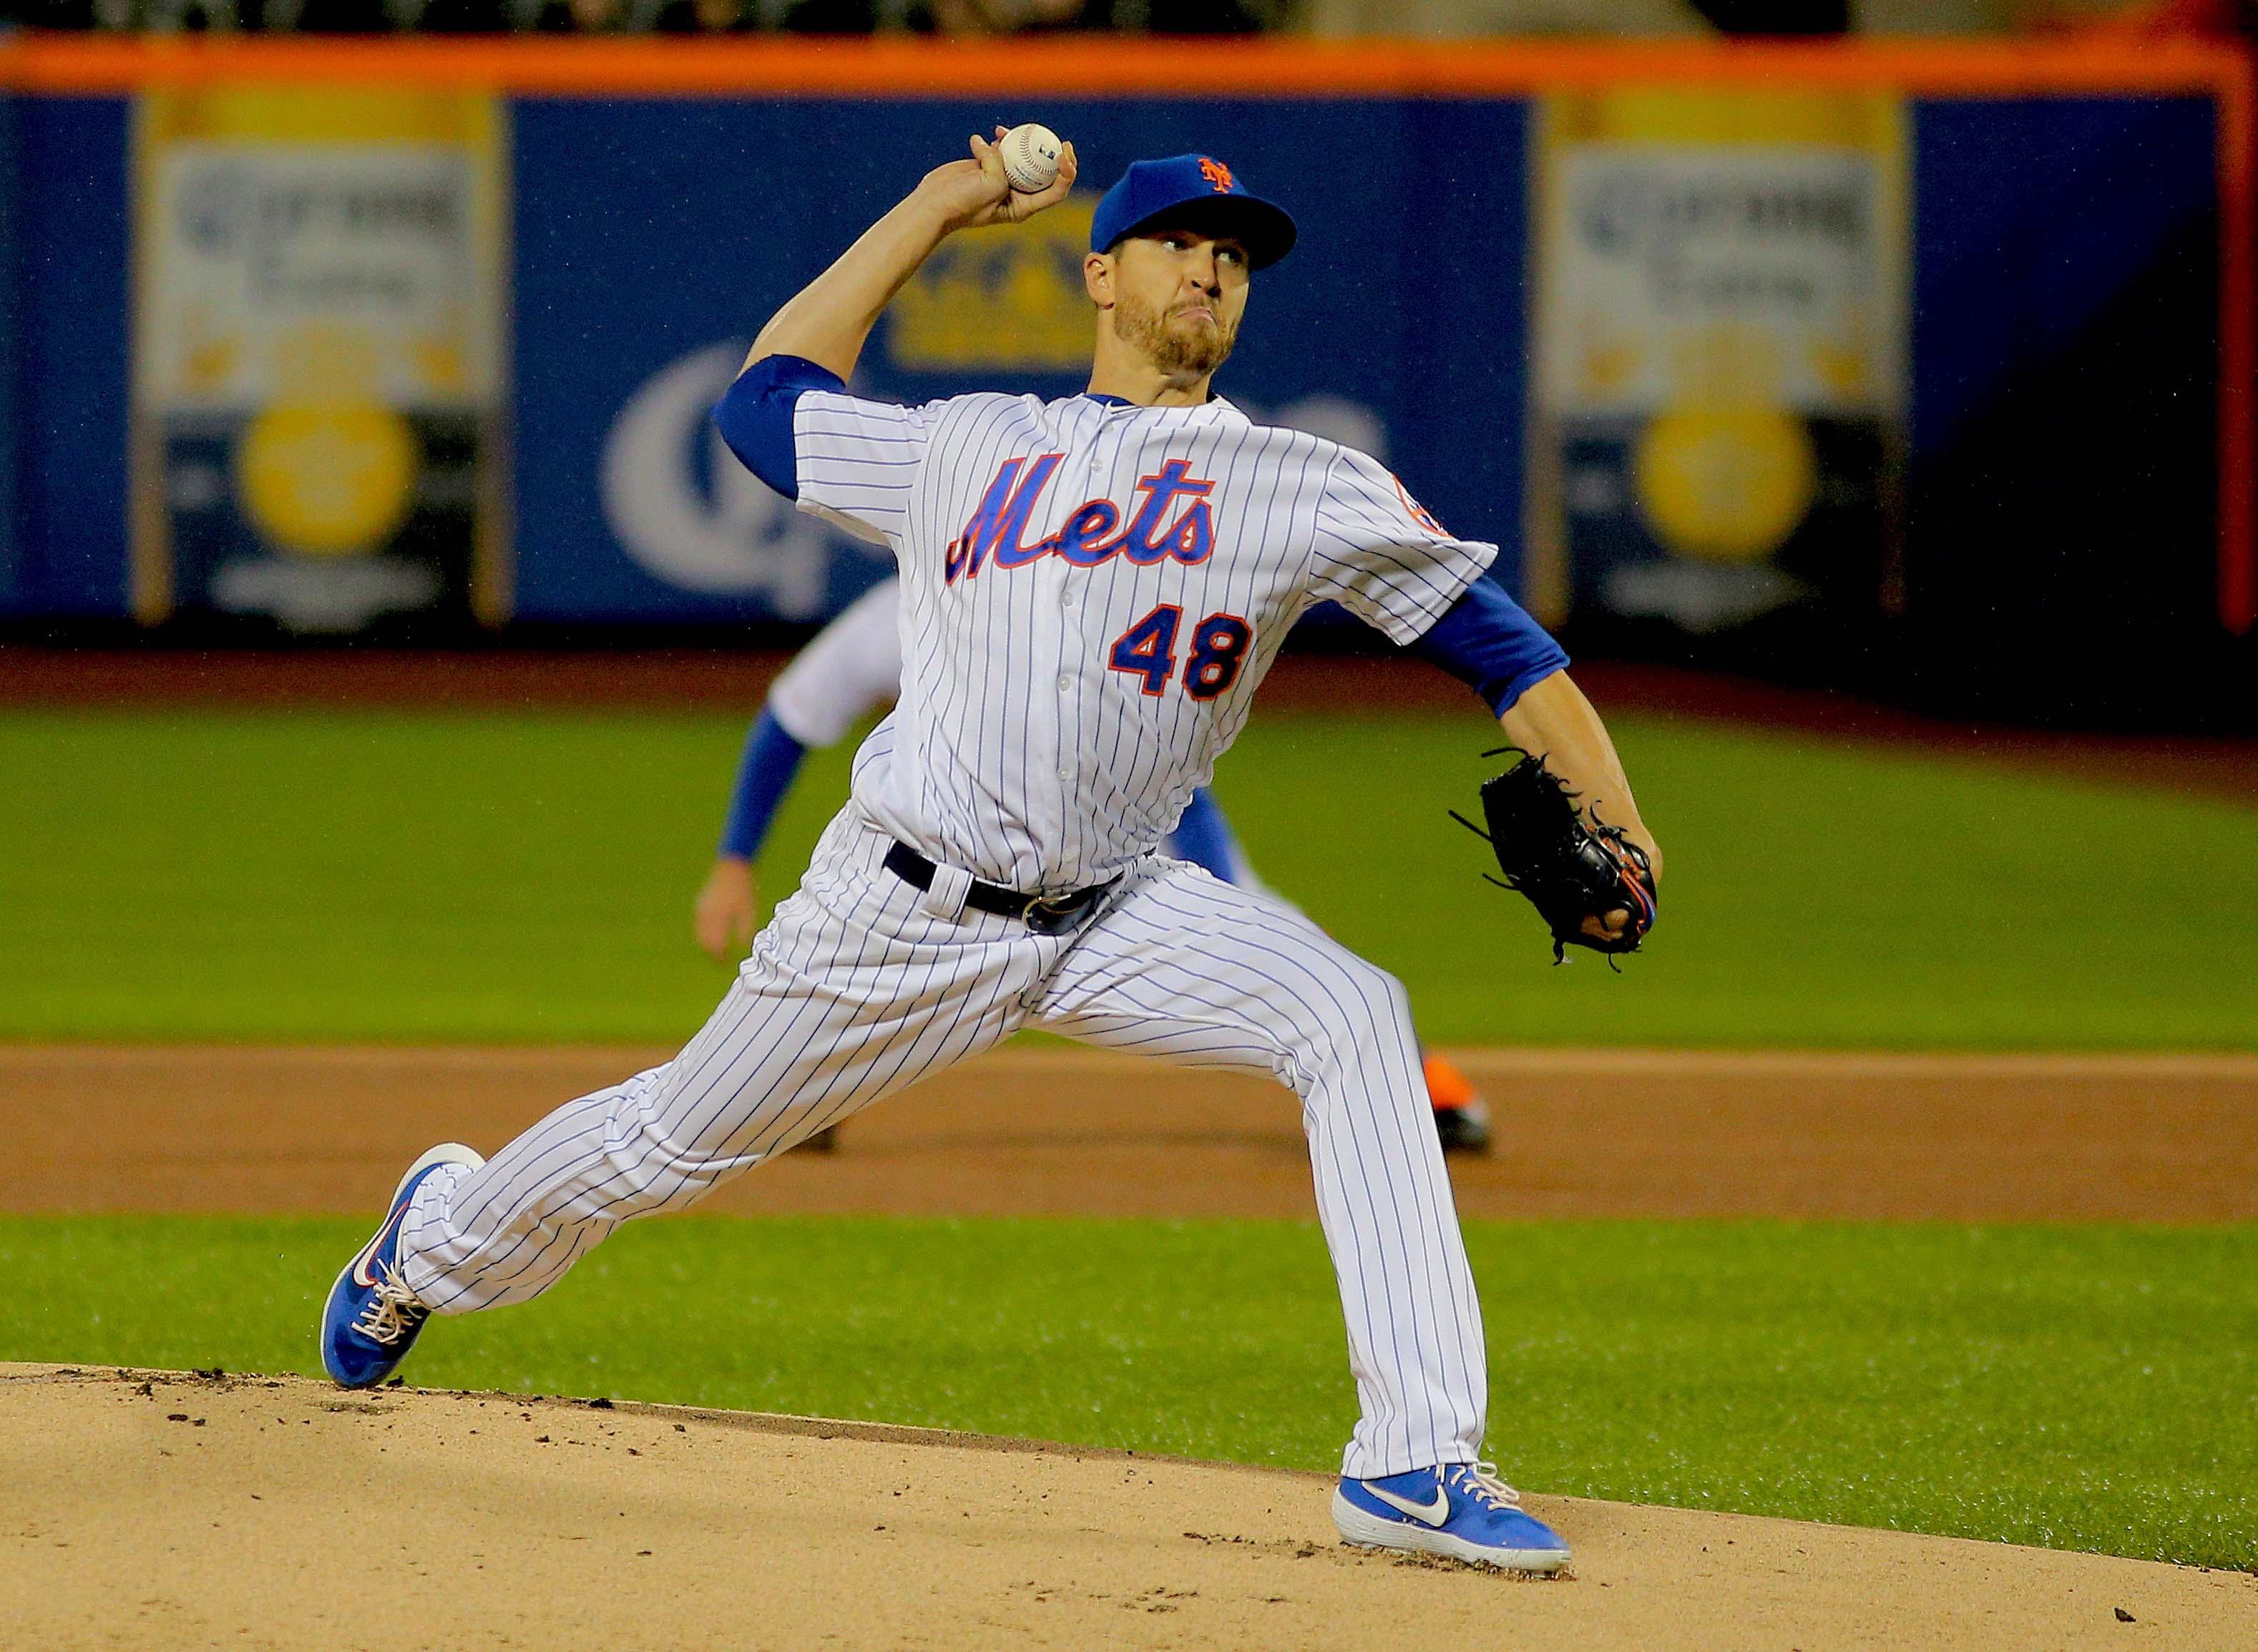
xmin=323 ymin=131 xmax=1661 ymax=1574
xmin=693 ymin=573 xmax=1497 ymax=1154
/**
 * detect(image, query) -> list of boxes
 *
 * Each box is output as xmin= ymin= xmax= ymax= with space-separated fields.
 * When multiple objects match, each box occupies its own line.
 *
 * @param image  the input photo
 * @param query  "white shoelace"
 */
xmin=1446 ymin=1461 xmax=1524 ymax=1512
xmin=349 ymin=1261 xmax=430 ymax=1346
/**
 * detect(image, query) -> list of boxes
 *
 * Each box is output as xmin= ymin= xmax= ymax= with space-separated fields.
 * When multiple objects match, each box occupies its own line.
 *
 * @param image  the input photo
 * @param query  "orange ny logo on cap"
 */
xmin=1198 ymin=157 xmax=1234 ymax=194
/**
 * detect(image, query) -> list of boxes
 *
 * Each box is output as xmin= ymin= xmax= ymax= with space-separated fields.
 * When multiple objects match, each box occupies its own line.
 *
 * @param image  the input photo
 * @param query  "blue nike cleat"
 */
xmin=320 ymin=1143 xmax=484 ymax=1389
xmin=1333 ymin=1461 xmax=1572 ymax=1573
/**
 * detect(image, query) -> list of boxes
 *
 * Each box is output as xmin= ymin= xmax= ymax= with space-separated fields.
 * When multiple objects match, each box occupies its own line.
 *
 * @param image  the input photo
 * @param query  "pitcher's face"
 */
xmin=1095 ymin=225 xmax=1251 ymax=377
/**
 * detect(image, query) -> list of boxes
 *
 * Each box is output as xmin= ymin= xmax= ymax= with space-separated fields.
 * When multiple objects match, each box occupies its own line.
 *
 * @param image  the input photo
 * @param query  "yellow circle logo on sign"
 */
xmin=237 ymin=401 xmax=419 ymax=559
xmin=1632 ymin=403 xmax=1816 ymax=564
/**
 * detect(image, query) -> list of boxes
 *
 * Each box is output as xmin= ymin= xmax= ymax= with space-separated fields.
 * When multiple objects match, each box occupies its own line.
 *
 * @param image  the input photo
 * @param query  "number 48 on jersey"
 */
xmin=1108 ymin=605 xmax=1253 ymax=702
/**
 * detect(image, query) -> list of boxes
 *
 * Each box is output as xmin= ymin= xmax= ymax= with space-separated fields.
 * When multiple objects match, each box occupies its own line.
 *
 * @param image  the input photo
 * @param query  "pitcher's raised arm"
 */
xmin=747 ymin=129 xmax=1079 ymax=382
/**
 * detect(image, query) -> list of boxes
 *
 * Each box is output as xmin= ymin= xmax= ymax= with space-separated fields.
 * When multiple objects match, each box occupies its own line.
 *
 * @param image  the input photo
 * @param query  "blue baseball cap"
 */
xmin=1089 ymin=155 xmax=1298 ymax=271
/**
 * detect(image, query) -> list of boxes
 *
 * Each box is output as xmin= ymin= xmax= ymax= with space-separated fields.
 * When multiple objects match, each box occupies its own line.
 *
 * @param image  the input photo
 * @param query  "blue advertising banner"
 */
xmin=1910 ymin=95 xmax=2218 ymax=463
xmin=4 ymin=96 xmax=132 ymax=620
xmin=509 ymin=97 xmax=1532 ymax=625
xmin=0 ymin=67 xmax=2231 ymax=653
xmin=0 ymin=98 xmax=18 ymax=611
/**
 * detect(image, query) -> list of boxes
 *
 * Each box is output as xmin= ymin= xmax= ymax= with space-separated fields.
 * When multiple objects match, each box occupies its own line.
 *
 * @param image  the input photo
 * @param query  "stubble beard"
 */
xmin=1113 ymin=289 xmax=1238 ymax=378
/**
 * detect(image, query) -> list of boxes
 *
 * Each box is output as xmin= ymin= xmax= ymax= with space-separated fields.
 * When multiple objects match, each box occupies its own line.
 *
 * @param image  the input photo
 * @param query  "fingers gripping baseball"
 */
xmin=974 ymin=125 xmax=1077 ymax=221
xmin=922 ymin=127 xmax=1078 ymax=231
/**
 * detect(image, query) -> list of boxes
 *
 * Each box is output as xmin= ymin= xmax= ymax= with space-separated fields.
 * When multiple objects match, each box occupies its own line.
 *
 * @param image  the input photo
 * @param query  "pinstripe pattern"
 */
xmin=393 ymin=386 xmax=1499 ymax=1481
xmin=798 ymin=391 xmax=1495 ymax=893
xmin=747 ymin=573 xmax=1281 ymax=896
xmin=1030 ymin=860 xmax=1485 ymax=1475
xmin=399 ymin=808 xmax=1482 ymax=1478
xmin=399 ymin=808 xmax=1058 ymax=1309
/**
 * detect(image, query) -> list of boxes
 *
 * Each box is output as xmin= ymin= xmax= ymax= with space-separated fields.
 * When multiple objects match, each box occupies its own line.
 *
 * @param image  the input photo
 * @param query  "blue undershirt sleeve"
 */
xmin=1165 ymin=787 xmax=1240 ymax=882
xmin=717 ymin=708 xmax=808 ymax=861
xmin=710 ymin=353 xmax=849 ymax=502
xmin=1405 ymin=575 xmax=1570 ymax=715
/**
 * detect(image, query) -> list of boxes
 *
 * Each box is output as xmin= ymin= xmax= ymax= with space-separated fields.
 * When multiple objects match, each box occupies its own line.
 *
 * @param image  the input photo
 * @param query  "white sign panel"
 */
xmin=1540 ymin=145 xmax=1903 ymax=420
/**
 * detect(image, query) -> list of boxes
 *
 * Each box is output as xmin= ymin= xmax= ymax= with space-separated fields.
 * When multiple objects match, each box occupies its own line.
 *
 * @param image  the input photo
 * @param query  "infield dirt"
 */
xmin=5 ymin=1363 xmax=2254 ymax=1652
xmin=7 ymin=1042 xmax=2255 ymax=1222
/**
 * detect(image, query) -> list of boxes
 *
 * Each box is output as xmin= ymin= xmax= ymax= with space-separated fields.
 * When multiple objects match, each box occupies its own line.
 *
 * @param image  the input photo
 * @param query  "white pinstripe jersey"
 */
xmin=792 ymin=389 xmax=1496 ymax=893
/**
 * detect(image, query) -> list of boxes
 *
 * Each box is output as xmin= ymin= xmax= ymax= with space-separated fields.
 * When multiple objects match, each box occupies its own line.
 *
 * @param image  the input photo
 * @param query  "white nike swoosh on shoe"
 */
xmin=349 ymin=1201 xmax=411 ymax=1290
xmin=1363 ymin=1480 xmax=1451 ymax=1527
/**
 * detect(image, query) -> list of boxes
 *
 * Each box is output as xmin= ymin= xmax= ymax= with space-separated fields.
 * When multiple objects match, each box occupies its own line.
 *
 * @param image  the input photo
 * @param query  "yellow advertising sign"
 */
xmin=1530 ymin=88 xmax=1909 ymax=630
xmin=132 ymin=85 xmax=509 ymax=631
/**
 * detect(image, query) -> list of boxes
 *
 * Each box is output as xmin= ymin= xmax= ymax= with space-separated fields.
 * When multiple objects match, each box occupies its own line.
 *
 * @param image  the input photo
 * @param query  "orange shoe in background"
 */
xmin=1422 ymin=1052 xmax=1492 ymax=1156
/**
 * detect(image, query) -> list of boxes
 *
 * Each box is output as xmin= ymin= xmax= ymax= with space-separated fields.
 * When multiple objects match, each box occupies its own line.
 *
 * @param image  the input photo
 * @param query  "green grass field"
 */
xmin=3 ymin=1214 xmax=2252 ymax=1569
xmin=6 ymin=705 xmax=2256 ymax=1047
xmin=6 ymin=704 xmax=2255 ymax=1573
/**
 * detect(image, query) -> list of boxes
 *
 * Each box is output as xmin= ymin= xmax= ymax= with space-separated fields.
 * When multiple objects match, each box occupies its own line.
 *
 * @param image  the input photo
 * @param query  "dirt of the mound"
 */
xmin=2 ymin=1364 xmax=2249 ymax=1652
xmin=6 ymin=1043 xmax=2255 ymax=1223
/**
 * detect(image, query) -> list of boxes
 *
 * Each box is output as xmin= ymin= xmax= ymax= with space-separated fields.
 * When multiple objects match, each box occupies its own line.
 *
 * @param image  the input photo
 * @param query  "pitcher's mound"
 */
xmin=2 ymin=1364 xmax=2249 ymax=1651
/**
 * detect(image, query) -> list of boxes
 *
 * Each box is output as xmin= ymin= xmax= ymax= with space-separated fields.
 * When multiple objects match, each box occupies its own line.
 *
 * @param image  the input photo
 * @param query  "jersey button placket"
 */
xmin=1054 ymin=647 xmax=1072 ymax=783
xmin=1042 ymin=576 xmax=1077 ymax=809
xmin=1050 ymin=415 xmax=1108 ymax=835
xmin=1027 ymin=419 xmax=1096 ymax=880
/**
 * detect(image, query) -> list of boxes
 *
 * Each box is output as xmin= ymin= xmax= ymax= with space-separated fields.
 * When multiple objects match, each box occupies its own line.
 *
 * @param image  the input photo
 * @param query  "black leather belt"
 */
xmin=883 ymin=842 xmax=1116 ymax=937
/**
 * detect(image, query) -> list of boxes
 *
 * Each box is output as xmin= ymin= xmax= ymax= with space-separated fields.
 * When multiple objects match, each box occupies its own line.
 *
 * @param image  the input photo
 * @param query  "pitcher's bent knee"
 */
xmin=1299 ymin=955 xmax=1419 ymax=1085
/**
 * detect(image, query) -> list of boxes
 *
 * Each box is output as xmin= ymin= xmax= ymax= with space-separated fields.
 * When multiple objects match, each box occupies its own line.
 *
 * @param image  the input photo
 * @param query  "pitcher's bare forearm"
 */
xmin=745 ymin=193 xmax=957 ymax=381
xmin=1497 ymin=671 xmax=1662 ymax=885
xmin=746 ymin=132 xmax=1079 ymax=383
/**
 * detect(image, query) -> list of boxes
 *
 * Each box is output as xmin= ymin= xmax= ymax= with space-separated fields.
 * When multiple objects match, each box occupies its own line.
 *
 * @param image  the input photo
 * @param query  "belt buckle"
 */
xmin=1021 ymin=889 xmax=1085 ymax=937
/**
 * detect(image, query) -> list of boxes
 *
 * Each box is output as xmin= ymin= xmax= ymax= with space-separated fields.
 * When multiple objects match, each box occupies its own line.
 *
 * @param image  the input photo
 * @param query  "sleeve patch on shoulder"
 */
xmin=1392 ymin=472 xmax=1447 ymax=537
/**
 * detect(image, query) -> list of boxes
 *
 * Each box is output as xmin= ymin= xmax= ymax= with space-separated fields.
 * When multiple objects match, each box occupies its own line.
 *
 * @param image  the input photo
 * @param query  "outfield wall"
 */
xmin=0 ymin=38 xmax=2248 ymax=710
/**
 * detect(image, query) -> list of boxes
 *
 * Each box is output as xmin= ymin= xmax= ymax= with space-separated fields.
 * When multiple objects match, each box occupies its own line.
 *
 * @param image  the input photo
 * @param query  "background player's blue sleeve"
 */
xmin=718 ymin=708 xmax=808 ymax=861
xmin=710 ymin=354 xmax=849 ymax=501
xmin=1407 ymin=575 xmax=1570 ymax=715
xmin=1165 ymin=787 xmax=1241 ymax=882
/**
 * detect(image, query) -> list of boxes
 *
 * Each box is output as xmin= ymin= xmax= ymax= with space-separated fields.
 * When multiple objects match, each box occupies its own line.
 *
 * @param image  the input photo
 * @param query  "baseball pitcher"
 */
xmin=321 ymin=131 xmax=1662 ymax=1574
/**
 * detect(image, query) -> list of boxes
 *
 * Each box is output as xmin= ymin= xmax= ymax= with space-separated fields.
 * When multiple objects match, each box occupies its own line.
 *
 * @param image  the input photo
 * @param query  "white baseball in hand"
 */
xmin=998 ymin=123 xmax=1063 ymax=194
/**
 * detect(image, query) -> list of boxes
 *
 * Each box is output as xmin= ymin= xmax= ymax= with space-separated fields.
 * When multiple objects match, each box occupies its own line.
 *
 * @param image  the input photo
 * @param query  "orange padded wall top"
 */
xmin=0 ymin=33 xmax=2248 ymax=99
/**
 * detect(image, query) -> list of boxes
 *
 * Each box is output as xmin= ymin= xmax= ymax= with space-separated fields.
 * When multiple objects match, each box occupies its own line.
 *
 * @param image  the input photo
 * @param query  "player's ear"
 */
xmin=1083 ymin=250 xmax=1113 ymax=308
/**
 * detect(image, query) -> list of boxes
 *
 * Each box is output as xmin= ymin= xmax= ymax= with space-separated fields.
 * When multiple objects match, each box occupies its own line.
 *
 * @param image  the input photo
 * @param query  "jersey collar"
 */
xmin=1080 ymin=392 xmax=1248 ymax=424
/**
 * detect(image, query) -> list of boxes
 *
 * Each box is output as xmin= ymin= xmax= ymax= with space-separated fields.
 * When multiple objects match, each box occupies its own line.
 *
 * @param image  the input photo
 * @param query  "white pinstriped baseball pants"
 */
xmin=398 ymin=804 xmax=1487 ymax=1480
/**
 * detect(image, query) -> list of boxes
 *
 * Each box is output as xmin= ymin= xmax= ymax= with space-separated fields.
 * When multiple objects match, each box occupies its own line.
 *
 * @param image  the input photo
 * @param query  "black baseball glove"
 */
xmin=1452 ymin=749 xmax=1658 ymax=964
